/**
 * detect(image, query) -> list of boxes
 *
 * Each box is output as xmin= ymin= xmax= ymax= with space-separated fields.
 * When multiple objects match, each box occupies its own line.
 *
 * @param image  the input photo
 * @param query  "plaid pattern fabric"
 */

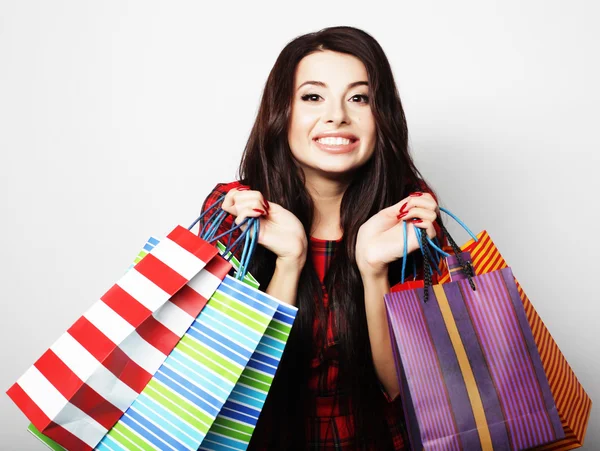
xmin=198 ymin=180 xmax=443 ymax=450
xmin=308 ymin=237 xmax=408 ymax=451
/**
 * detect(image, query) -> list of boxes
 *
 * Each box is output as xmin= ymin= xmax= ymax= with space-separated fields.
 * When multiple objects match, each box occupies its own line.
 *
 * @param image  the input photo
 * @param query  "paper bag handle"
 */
xmin=187 ymin=194 xmax=260 ymax=280
xmin=403 ymin=207 xmax=479 ymax=302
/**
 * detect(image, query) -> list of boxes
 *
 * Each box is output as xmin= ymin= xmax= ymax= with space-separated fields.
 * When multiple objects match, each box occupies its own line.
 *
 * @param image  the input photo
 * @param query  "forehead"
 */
xmin=294 ymin=51 xmax=368 ymax=89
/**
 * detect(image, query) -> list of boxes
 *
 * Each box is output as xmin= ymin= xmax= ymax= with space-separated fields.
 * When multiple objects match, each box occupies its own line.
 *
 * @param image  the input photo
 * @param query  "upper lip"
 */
xmin=313 ymin=131 xmax=359 ymax=141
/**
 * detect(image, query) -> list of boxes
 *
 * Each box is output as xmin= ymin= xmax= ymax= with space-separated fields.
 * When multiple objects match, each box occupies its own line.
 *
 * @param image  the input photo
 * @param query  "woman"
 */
xmin=200 ymin=26 xmax=447 ymax=450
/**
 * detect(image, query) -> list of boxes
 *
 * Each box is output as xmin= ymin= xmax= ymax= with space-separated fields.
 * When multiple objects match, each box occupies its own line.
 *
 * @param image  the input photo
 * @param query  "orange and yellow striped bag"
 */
xmin=438 ymin=230 xmax=592 ymax=450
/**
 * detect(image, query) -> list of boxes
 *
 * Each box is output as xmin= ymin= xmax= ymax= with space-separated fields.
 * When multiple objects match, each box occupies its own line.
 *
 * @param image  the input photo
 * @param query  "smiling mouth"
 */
xmin=313 ymin=137 xmax=358 ymax=145
xmin=313 ymin=137 xmax=360 ymax=153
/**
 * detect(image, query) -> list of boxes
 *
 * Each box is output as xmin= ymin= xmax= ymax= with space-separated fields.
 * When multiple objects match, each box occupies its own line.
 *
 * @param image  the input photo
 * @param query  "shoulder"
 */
xmin=201 ymin=180 xmax=244 ymax=210
xmin=205 ymin=180 xmax=244 ymax=198
xmin=214 ymin=180 xmax=244 ymax=193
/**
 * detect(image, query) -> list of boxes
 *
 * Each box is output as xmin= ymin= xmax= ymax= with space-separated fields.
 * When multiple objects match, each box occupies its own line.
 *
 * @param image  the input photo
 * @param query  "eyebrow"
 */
xmin=296 ymin=80 xmax=369 ymax=91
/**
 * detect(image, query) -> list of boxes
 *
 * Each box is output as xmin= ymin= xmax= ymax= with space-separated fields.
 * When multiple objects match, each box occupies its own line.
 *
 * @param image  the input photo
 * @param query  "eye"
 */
xmin=300 ymin=93 xmax=322 ymax=102
xmin=350 ymin=94 xmax=369 ymax=103
xmin=300 ymin=93 xmax=369 ymax=103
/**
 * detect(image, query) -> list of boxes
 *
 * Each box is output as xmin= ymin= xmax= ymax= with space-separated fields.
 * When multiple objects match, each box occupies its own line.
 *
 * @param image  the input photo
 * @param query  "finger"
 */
xmin=412 ymin=219 xmax=437 ymax=239
xmin=390 ymin=193 xmax=437 ymax=218
xmin=236 ymin=191 xmax=268 ymax=213
xmin=408 ymin=191 xmax=433 ymax=199
xmin=403 ymin=194 xmax=437 ymax=212
xmin=233 ymin=201 xmax=269 ymax=225
xmin=397 ymin=206 xmax=437 ymax=222
xmin=221 ymin=189 xmax=240 ymax=216
xmin=222 ymin=189 xmax=268 ymax=217
xmin=234 ymin=210 xmax=266 ymax=226
xmin=233 ymin=197 xmax=268 ymax=221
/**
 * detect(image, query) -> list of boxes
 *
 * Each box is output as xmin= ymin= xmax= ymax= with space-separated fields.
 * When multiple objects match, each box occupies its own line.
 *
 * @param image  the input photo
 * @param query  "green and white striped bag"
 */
xmin=95 ymin=275 xmax=279 ymax=450
xmin=199 ymin=276 xmax=297 ymax=450
xmin=93 ymin=233 xmax=297 ymax=450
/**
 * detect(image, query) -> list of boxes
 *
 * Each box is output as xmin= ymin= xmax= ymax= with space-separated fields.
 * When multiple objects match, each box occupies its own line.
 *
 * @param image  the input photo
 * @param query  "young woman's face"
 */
xmin=288 ymin=50 xmax=377 ymax=180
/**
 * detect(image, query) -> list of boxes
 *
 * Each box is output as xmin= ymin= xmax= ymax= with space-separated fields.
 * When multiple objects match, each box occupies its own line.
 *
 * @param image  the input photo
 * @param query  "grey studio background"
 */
xmin=1 ymin=1 xmax=598 ymax=450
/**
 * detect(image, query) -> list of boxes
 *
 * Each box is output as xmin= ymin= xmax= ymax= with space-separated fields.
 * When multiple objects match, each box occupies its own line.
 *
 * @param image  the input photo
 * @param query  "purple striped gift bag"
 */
xmin=384 ymin=267 xmax=565 ymax=450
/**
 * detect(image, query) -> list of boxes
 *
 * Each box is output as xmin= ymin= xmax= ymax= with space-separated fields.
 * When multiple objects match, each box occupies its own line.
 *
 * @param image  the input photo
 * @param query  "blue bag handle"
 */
xmin=186 ymin=193 xmax=245 ymax=248
xmin=421 ymin=207 xmax=479 ymax=302
xmin=238 ymin=219 xmax=260 ymax=280
xmin=400 ymin=222 xmax=442 ymax=284
xmin=188 ymin=193 xmax=226 ymax=233
xmin=225 ymin=217 xmax=260 ymax=280
xmin=415 ymin=227 xmax=443 ymax=277
xmin=400 ymin=206 xmax=480 ymax=301
xmin=400 ymin=221 xmax=425 ymax=283
xmin=412 ymin=207 xmax=479 ymax=259
xmin=203 ymin=210 xmax=228 ymax=241
xmin=187 ymin=193 xmax=242 ymax=248
xmin=205 ymin=216 xmax=259 ymax=280
xmin=187 ymin=193 xmax=260 ymax=279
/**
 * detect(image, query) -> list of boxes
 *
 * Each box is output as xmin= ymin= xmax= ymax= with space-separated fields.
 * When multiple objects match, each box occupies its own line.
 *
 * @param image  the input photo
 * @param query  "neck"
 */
xmin=304 ymin=173 xmax=349 ymax=239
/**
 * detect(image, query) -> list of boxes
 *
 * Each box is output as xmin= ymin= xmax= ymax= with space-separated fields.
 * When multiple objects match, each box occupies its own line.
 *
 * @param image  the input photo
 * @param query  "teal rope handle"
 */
xmin=401 ymin=220 xmax=408 ymax=283
xmin=203 ymin=210 xmax=228 ymax=241
xmin=401 ymin=221 xmax=440 ymax=283
xmin=218 ymin=217 xmax=252 ymax=256
xmin=416 ymin=227 xmax=443 ymax=277
xmin=236 ymin=218 xmax=260 ymax=280
xmin=414 ymin=227 xmax=441 ymax=277
xmin=187 ymin=193 xmax=262 ymax=280
xmin=188 ymin=193 xmax=226 ymax=232
xmin=438 ymin=206 xmax=478 ymax=242
xmin=237 ymin=222 xmax=252 ymax=280
xmin=399 ymin=205 xmax=480 ymax=296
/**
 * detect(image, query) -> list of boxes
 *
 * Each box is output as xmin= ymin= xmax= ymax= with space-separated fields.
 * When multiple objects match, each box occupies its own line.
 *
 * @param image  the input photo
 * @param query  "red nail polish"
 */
xmin=252 ymin=208 xmax=266 ymax=215
xmin=410 ymin=192 xmax=423 ymax=197
xmin=399 ymin=203 xmax=409 ymax=214
xmin=413 ymin=219 xmax=423 ymax=223
xmin=397 ymin=211 xmax=409 ymax=219
xmin=237 ymin=186 xmax=250 ymax=191
xmin=264 ymin=200 xmax=270 ymax=211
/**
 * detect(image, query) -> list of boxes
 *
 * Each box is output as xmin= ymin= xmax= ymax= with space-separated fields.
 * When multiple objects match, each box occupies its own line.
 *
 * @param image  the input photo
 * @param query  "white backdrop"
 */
xmin=1 ymin=1 xmax=598 ymax=449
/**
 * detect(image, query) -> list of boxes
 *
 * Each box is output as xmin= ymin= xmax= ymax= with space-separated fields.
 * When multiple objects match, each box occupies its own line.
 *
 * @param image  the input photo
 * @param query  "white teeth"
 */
xmin=316 ymin=137 xmax=352 ymax=145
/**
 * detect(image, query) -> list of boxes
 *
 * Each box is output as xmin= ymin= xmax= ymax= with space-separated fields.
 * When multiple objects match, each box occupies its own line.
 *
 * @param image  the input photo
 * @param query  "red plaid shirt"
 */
xmin=307 ymin=236 xmax=408 ymax=450
xmin=198 ymin=180 xmax=443 ymax=450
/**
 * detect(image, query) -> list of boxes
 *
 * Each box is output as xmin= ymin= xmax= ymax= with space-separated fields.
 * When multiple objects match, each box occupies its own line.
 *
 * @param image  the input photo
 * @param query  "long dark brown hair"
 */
xmin=237 ymin=26 xmax=438 ymax=450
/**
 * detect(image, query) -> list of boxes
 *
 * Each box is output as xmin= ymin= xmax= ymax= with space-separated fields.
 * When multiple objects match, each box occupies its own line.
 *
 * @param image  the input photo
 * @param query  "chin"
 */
xmin=311 ymin=164 xmax=363 ymax=179
xmin=294 ymin=154 xmax=370 ymax=179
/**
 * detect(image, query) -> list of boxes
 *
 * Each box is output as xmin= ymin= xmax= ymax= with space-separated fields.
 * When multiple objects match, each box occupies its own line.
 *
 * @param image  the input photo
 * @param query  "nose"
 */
xmin=323 ymin=97 xmax=350 ymax=125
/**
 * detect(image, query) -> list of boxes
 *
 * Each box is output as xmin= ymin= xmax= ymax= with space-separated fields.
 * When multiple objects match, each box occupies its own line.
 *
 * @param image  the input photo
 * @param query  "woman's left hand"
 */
xmin=356 ymin=192 xmax=439 ymax=278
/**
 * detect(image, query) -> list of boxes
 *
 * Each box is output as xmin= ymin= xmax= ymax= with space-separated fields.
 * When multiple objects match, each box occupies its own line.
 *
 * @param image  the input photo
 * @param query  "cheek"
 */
xmin=364 ymin=115 xmax=376 ymax=139
xmin=360 ymin=118 xmax=377 ymax=155
xmin=288 ymin=109 xmax=317 ymax=147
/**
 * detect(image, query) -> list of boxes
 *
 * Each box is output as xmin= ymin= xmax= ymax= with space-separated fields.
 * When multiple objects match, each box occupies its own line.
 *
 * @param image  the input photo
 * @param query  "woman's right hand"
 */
xmin=221 ymin=186 xmax=308 ymax=270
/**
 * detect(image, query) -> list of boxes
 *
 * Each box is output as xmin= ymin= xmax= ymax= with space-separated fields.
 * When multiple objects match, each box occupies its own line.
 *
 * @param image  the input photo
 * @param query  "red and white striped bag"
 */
xmin=7 ymin=225 xmax=231 ymax=451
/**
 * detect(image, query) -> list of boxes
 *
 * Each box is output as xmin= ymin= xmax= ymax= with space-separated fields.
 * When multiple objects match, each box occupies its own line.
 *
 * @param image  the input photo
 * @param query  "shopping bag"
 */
xmin=96 ymin=219 xmax=298 ymax=451
xmin=195 ymin=211 xmax=298 ymax=450
xmin=28 ymin=423 xmax=65 ymax=451
xmin=435 ymin=229 xmax=592 ymax=450
xmin=199 ymin=251 xmax=297 ymax=450
xmin=8 ymin=194 xmax=251 ymax=451
xmin=26 ymin=228 xmax=262 ymax=451
xmin=129 ymin=236 xmax=161 ymax=268
xmin=385 ymin=210 xmax=566 ymax=450
xmin=7 ymin=225 xmax=219 ymax=450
